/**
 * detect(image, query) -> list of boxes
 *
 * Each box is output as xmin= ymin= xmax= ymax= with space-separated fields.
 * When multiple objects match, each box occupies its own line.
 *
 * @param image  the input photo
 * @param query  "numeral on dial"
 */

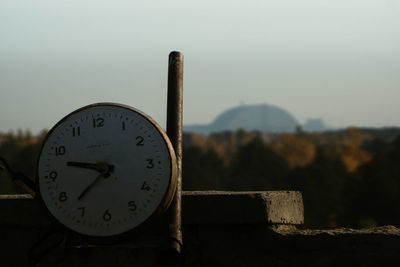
xmin=103 ymin=209 xmax=112 ymax=221
xmin=59 ymin=192 xmax=68 ymax=202
xmin=128 ymin=201 xmax=137 ymax=211
xmin=78 ymin=207 xmax=85 ymax=217
xmin=136 ymin=136 xmax=144 ymax=146
xmin=72 ymin=127 xmax=80 ymax=137
xmin=141 ymin=182 xmax=151 ymax=191
xmin=93 ymin=118 xmax=105 ymax=128
xmin=49 ymin=171 xmax=58 ymax=181
xmin=146 ymin=159 xmax=154 ymax=169
xmin=55 ymin=146 xmax=66 ymax=156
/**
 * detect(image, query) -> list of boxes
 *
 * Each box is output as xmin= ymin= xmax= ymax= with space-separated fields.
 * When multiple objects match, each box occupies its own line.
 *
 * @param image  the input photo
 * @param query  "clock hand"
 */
xmin=76 ymin=162 xmax=114 ymax=200
xmin=67 ymin=161 xmax=114 ymax=173
xmin=77 ymin=173 xmax=104 ymax=200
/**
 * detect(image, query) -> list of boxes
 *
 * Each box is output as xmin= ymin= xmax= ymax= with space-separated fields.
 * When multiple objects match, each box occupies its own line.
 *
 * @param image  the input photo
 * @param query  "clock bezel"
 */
xmin=36 ymin=102 xmax=177 ymax=242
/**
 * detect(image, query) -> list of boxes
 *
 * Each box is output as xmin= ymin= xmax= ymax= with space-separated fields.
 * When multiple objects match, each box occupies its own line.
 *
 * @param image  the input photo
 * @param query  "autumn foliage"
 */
xmin=182 ymin=127 xmax=400 ymax=228
xmin=1 ymin=127 xmax=400 ymax=229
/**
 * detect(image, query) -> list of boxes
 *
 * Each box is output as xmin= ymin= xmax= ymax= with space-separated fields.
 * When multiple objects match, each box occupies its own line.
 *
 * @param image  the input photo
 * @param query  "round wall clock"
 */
xmin=37 ymin=103 xmax=177 ymax=238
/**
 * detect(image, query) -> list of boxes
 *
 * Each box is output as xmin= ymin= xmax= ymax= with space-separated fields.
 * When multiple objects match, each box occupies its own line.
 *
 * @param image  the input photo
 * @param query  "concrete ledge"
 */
xmin=0 ymin=194 xmax=52 ymax=227
xmin=2 ymin=192 xmax=400 ymax=266
xmin=182 ymin=191 xmax=304 ymax=225
xmin=0 ymin=191 xmax=303 ymax=266
xmin=272 ymin=224 xmax=400 ymax=236
xmin=0 ymin=191 xmax=304 ymax=227
xmin=183 ymin=224 xmax=400 ymax=267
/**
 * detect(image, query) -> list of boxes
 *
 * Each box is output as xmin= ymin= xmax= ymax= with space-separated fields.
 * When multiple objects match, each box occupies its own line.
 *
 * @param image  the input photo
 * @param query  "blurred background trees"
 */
xmin=1 ymin=127 xmax=400 ymax=229
xmin=182 ymin=127 xmax=400 ymax=229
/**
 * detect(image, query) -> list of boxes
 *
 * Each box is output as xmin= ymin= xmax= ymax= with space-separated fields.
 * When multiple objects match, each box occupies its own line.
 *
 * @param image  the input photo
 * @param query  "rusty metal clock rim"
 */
xmin=36 ymin=102 xmax=177 ymax=242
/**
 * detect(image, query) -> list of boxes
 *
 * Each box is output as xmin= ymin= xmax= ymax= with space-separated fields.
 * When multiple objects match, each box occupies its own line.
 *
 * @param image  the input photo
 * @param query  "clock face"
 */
xmin=37 ymin=103 xmax=176 ymax=237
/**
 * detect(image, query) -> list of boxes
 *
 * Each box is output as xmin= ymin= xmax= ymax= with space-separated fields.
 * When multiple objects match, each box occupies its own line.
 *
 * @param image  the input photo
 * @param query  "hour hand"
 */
xmin=67 ymin=161 xmax=114 ymax=174
xmin=67 ymin=161 xmax=98 ymax=169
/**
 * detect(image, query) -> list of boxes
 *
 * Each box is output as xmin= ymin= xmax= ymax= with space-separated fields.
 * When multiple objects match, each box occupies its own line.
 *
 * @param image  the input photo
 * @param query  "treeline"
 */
xmin=183 ymin=128 xmax=400 ymax=229
xmin=1 ymin=128 xmax=399 ymax=229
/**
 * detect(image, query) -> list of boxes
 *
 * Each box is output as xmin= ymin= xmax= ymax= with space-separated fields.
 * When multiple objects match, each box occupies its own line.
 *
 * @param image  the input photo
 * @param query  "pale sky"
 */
xmin=1 ymin=0 xmax=399 ymax=133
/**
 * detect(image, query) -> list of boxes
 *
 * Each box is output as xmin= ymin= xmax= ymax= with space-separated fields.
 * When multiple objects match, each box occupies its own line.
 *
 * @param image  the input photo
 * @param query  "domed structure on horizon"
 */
xmin=210 ymin=104 xmax=299 ymax=132
xmin=184 ymin=104 xmax=299 ymax=134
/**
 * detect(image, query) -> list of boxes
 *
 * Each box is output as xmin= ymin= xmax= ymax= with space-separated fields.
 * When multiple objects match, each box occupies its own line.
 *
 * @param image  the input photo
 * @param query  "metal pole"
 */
xmin=165 ymin=51 xmax=183 ymax=264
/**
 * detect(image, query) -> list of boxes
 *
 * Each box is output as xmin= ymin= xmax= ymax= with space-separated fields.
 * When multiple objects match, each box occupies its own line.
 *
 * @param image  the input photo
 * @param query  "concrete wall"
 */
xmin=1 ymin=191 xmax=399 ymax=266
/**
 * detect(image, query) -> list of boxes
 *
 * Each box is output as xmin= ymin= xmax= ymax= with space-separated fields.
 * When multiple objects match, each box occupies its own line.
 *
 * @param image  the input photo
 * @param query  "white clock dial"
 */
xmin=37 ymin=103 xmax=177 ymax=237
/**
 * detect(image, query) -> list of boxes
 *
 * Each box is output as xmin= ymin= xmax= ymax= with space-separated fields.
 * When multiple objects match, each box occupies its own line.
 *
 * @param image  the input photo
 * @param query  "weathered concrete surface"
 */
xmin=0 ymin=191 xmax=303 ymax=228
xmin=0 ymin=191 xmax=302 ymax=266
xmin=182 ymin=191 xmax=304 ymax=225
xmin=273 ymin=224 xmax=400 ymax=236
xmin=1 ymin=192 xmax=400 ymax=266
xmin=183 ymin=225 xmax=400 ymax=267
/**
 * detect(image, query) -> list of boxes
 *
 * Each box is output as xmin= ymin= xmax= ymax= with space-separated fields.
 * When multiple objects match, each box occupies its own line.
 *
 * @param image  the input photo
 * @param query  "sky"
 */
xmin=1 ymin=0 xmax=399 ymax=134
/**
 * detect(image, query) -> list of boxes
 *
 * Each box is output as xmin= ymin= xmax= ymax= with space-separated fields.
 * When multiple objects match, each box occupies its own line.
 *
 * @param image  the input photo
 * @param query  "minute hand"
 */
xmin=77 ymin=173 xmax=104 ymax=200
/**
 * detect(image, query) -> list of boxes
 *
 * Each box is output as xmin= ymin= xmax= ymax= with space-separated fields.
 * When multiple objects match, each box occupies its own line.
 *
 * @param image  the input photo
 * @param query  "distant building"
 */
xmin=184 ymin=104 xmax=299 ymax=134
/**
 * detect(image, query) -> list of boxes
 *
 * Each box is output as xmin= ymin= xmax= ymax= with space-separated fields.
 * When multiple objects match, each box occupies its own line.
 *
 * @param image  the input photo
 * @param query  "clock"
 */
xmin=37 ymin=103 xmax=177 ymax=238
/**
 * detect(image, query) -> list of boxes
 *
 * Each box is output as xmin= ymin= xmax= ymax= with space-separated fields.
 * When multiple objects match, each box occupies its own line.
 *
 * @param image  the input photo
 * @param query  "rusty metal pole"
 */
xmin=165 ymin=51 xmax=183 ymax=265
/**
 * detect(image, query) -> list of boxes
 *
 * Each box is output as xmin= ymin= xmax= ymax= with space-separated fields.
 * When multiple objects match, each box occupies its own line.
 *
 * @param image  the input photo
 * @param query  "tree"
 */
xmin=182 ymin=146 xmax=227 ymax=190
xmin=356 ymin=136 xmax=400 ymax=227
xmin=228 ymin=137 xmax=289 ymax=190
xmin=286 ymin=146 xmax=355 ymax=228
xmin=271 ymin=133 xmax=316 ymax=168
